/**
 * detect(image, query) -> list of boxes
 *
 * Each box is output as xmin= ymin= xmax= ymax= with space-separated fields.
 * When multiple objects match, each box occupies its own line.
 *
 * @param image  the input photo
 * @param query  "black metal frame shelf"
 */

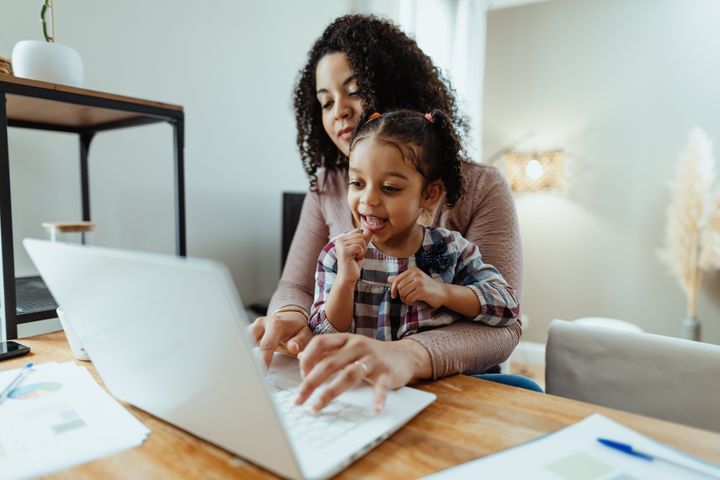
xmin=0 ymin=76 xmax=186 ymax=340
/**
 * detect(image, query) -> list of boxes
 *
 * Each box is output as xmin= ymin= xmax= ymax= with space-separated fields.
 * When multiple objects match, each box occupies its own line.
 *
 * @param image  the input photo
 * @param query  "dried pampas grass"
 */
xmin=699 ymin=187 xmax=720 ymax=270
xmin=659 ymin=127 xmax=720 ymax=316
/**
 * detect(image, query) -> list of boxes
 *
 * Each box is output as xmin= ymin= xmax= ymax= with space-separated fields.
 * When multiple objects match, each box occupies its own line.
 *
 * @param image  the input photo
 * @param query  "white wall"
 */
xmin=484 ymin=0 xmax=720 ymax=344
xmin=1 ymin=0 xmax=353 ymax=335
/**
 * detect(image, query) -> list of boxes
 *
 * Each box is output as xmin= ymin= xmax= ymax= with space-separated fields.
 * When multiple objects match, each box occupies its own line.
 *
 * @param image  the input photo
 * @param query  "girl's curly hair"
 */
xmin=293 ymin=14 xmax=469 ymax=189
xmin=350 ymin=109 xmax=464 ymax=207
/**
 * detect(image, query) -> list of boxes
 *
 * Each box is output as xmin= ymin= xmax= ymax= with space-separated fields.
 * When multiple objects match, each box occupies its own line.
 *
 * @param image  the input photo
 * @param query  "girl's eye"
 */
xmin=382 ymin=185 xmax=401 ymax=192
xmin=349 ymin=181 xmax=364 ymax=188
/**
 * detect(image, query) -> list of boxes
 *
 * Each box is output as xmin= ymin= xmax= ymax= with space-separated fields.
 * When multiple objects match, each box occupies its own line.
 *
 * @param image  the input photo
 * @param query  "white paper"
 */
xmin=0 ymin=362 xmax=149 ymax=479
xmin=423 ymin=414 xmax=720 ymax=480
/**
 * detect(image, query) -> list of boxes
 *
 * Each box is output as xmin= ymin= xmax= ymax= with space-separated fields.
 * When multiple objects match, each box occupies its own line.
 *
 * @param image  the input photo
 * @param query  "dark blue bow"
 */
xmin=416 ymin=240 xmax=453 ymax=275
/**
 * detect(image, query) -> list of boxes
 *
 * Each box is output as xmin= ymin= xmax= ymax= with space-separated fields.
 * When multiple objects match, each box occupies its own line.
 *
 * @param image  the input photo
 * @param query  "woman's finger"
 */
xmin=310 ymin=359 xmax=369 ymax=412
xmin=248 ymin=316 xmax=266 ymax=344
xmin=296 ymin=351 xmax=358 ymax=406
xmin=255 ymin=317 xmax=283 ymax=368
xmin=298 ymin=334 xmax=351 ymax=377
xmin=372 ymin=373 xmax=391 ymax=413
xmin=285 ymin=323 xmax=313 ymax=355
xmin=251 ymin=312 xmax=311 ymax=367
xmin=295 ymin=335 xmax=369 ymax=406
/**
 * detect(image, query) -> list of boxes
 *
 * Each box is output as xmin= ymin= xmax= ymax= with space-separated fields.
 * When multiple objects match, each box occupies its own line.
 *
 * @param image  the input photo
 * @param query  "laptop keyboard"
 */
xmin=270 ymin=384 xmax=373 ymax=446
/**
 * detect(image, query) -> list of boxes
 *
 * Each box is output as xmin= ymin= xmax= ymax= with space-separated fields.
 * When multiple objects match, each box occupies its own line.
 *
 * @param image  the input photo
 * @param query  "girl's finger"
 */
xmin=387 ymin=276 xmax=398 ymax=299
xmin=361 ymin=228 xmax=373 ymax=245
xmin=401 ymin=285 xmax=418 ymax=305
xmin=397 ymin=278 xmax=415 ymax=297
xmin=405 ymin=291 xmax=419 ymax=305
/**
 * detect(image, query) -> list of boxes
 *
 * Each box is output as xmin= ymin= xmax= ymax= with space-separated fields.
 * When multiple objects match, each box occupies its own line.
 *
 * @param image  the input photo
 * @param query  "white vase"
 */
xmin=681 ymin=315 xmax=701 ymax=341
xmin=11 ymin=40 xmax=83 ymax=87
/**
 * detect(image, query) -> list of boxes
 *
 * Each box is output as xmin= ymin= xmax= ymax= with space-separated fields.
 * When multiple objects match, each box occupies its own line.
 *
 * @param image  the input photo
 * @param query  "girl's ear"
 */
xmin=421 ymin=180 xmax=444 ymax=209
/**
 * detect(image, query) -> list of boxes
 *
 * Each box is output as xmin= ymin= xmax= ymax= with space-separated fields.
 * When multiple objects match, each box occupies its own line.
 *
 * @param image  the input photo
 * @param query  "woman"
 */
xmin=250 ymin=15 xmax=527 ymax=408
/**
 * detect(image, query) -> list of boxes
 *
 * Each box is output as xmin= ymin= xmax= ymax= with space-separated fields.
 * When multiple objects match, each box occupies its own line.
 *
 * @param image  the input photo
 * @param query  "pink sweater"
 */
xmin=268 ymin=161 xmax=523 ymax=378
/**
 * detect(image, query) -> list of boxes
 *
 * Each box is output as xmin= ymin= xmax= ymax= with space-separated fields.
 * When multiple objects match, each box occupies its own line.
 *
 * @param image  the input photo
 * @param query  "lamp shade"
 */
xmin=506 ymin=150 xmax=564 ymax=191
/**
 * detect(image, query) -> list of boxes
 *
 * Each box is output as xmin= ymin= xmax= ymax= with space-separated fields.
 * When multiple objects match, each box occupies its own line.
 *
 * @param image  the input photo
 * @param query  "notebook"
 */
xmin=24 ymin=239 xmax=435 ymax=480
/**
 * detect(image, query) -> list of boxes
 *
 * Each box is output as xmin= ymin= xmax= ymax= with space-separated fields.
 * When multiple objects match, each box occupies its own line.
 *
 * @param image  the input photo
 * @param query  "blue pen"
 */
xmin=0 ymin=362 xmax=33 ymax=404
xmin=598 ymin=438 xmax=720 ymax=478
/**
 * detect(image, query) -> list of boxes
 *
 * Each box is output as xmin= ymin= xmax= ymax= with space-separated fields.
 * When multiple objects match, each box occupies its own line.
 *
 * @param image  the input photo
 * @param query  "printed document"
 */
xmin=0 ymin=362 xmax=149 ymax=479
xmin=423 ymin=414 xmax=720 ymax=480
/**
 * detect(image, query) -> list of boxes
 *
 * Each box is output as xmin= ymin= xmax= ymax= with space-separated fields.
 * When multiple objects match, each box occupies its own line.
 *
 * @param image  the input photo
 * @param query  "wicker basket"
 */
xmin=0 ymin=55 xmax=13 ymax=75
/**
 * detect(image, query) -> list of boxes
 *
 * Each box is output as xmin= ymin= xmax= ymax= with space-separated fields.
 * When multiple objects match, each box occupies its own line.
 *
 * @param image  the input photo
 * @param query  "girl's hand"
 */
xmin=388 ymin=267 xmax=446 ymax=308
xmin=249 ymin=311 xmax=313 ymax=368
xmin=334 ymin=229 xmax=372 ymax=284
xmin=294 ymin=333 xmax=432 ymax=413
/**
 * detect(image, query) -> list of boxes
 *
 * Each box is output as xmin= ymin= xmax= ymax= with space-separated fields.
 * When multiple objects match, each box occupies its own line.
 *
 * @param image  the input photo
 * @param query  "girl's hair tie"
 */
xmin=367 ymin=112 xmax=382 ymax=122
xmin=424 ymin=112 xmax=434 ymax=123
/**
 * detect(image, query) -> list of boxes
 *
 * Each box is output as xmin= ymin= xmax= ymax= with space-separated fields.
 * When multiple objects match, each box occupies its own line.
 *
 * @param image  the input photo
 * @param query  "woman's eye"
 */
xmin=349 ymin=181 xmax=364 ymax=188
xmin=321 ymin=100 xmax=333 ymax=110
xmin=349 ymin=91 xmax=360 ymax=98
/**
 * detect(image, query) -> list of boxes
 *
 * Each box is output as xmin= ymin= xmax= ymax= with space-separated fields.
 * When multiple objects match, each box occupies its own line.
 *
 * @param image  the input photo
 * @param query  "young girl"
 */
xmin=308 ymin=110 xmax=519 ymax=340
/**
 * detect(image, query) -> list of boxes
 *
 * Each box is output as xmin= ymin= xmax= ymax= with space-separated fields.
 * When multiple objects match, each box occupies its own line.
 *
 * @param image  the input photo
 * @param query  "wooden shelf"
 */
xmin=0 ymin=74 xmax=186 ymax=339
xmin=0 ymin=73 xmax=182 ymax=132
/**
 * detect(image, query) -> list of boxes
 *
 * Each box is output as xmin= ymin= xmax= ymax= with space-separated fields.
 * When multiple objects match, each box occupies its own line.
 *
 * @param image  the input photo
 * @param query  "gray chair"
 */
xmin=247 ymin=192 xmax=305 ymax=316
xmin=545 ymin=319 xmax=720 ymax=432
xmin=281 ymin=192 xmax=306 ymax=273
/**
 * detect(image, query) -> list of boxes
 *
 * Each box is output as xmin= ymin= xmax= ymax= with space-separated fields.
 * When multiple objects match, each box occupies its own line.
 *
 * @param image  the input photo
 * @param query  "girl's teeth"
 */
xmin=365 ymin=216 xmax=385 ymax=226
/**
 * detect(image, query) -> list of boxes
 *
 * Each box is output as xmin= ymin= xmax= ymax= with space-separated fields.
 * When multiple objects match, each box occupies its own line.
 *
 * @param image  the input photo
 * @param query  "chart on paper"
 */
xmin=0 ymin=362 xmax=149 ymax=479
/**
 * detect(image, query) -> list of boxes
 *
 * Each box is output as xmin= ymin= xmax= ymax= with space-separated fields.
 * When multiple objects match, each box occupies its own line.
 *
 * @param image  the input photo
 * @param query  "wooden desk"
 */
xmin=4 ymin=332 xmax=719 ymax=479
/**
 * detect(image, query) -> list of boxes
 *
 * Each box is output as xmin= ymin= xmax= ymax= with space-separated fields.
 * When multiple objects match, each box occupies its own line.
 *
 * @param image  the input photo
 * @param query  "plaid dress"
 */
xmin=309 ymin=227 xmax=519 ymax=341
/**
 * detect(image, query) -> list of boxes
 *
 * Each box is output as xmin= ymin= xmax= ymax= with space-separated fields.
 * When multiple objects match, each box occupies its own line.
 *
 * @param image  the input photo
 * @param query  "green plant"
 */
xmin=41 ymin=0 xmax=55 ymax=42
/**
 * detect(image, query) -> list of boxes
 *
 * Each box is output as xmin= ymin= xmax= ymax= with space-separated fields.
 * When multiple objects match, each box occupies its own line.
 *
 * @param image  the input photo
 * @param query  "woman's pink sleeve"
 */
xmin=268 ymin=188 xmax=329 ymax=314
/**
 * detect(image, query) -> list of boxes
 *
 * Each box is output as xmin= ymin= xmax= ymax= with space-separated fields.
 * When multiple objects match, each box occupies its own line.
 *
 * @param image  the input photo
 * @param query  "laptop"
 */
xmin=23 ymin=239 xmax=435 ymax=480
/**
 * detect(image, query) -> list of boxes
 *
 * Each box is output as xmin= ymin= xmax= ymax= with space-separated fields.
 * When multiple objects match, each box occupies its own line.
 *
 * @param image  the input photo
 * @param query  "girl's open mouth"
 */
xmin=361 ymin=215 xmax=388 ymax=232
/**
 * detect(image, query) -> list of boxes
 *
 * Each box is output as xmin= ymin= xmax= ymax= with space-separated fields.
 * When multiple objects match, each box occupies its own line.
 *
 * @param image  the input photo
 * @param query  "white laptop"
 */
xmin=24 ymin=239 xmax=435 ymax=480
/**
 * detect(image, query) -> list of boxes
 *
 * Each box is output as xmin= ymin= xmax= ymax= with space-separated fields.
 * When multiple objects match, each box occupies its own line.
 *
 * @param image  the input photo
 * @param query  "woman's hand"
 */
xmin=294 ymin=333 xmax=432 ymax=413
xmin=334 ymin=229 xmax=372 ymax=284
xmin=388 ymin=267 xmax=446 ymax=308
xmin=249 ymin=310 xmax=313 ymax=368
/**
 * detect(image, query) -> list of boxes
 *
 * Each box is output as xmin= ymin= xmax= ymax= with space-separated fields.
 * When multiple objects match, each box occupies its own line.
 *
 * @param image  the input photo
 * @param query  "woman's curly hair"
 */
xmin=293 ymin=14 xmax=469 ymax=189
xmin=351 ymin=109 xmax=464 ymax=207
